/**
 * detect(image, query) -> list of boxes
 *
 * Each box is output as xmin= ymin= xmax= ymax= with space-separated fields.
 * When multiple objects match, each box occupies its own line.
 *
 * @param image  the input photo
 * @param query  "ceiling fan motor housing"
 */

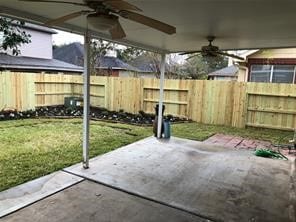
xmin=202 ymin=45 xmax=219 ymax=52
xmin=87 ymin=13 xmax=118 ymax=31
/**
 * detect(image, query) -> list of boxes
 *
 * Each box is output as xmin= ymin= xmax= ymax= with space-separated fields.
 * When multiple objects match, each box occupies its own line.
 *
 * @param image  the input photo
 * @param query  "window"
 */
xmin=272 ymin=65 xmax=294 ymax=83
xmin=250 ymin=65 xmax=272 ymax=82
xmin=250 ymin=64 xmax=296 ymax=84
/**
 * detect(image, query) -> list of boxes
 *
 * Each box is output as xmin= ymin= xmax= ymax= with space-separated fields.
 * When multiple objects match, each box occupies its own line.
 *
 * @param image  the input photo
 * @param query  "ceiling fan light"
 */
xmin=87 ymin=14 xmax=117 ymax=31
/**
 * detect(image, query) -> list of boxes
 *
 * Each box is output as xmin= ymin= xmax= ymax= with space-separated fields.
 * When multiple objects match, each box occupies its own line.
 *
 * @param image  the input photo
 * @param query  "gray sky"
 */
xmin=53 ymin=30 xmax=83 ymax=45
xmin=51 ymin=29 xmax=189 ymax=63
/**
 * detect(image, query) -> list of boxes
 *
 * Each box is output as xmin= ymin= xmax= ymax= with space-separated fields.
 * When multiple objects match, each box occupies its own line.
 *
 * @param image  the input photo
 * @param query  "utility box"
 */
xmin=64 ymin=97 xmax=83 ymax=109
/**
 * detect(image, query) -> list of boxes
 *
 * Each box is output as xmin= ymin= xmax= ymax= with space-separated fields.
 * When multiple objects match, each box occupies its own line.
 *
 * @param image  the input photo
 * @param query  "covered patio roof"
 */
xmin=1 ymin=0 xmax=296 ymax=53
xmin=2 ymin=0 xmax=296 ymax=168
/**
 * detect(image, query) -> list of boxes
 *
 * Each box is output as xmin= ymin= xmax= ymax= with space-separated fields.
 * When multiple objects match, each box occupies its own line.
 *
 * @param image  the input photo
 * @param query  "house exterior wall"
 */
xmin=118 ymin=70 xmax=137 ymax=77
xmin=118 ymin=71 xmax=158 ymax=78
xmin=248 ymin=48 xmax=296 ymax=59
xmin=136 ymin=72 xmax=157 ymax=78
xmin=18 ymin=28 xmax=53 ymax=59
xmin=237 ymin=66 xmax=248 ymax=82
xmin=93 ymin=69 xmax=163 ymax=79
xmin=244 ymin=48 xmax=296 ymax=84
xmin=115 ymin=71 xmax=157 ymax=78
xmin=95 ymin=69 xmax=119 ymax=77
xmin=211 ymin=76 xmax=237 ymax=81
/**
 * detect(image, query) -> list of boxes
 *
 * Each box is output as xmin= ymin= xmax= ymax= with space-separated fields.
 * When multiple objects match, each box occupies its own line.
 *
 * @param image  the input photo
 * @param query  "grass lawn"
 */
xmin=0 ymin=119 xmax=293 ymax=191
xmin=172 ymin=122 xmax=293 ymax=144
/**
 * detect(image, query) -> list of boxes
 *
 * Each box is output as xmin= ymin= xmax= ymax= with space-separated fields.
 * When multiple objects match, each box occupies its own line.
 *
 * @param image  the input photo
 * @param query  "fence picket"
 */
xmin=0 ymin=71 xmax=296 ymax=131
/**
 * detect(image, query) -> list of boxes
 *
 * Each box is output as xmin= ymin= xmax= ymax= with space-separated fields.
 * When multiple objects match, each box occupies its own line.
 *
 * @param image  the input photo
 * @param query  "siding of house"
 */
xmin=118 ymin=70 xmax=137 ymax=77
xmin=237 ymin=67 xmax=248 ymax=82
xmin=248 ymin=48 xmax=296 ymax=59
xmin=213 ymin=76 xmax=237 ymax=81
xmin=118 ymin=71 xmax=158 ymax=78
xmin=241 ymin=48 xmax=296 ymax=83
xmin=19 ymin=28 xmax=53 ymax=59
xmin=136 ymin=72 xmax=157 ymax=78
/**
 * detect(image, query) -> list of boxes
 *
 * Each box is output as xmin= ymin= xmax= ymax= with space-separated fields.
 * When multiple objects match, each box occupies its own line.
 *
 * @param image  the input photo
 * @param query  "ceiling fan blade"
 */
xmin=19 ymin=0 xmax=86 ymax=6
xmin=45 ymin=11 xmax=90 ymax=26
xmin=186 ymin=54 xmax=200 ymax=60
xmin=109 ymin=20 xmax=126 ymax=39
xmin=119 ymin=10 xmax=176 ymax=35
xmin=103 ymin=0 xmax=142 ymax=12
xmin=179 ymin=51 xmax=199 ymax=56
xmin=215 ymin=51 xmax=244 ymax=60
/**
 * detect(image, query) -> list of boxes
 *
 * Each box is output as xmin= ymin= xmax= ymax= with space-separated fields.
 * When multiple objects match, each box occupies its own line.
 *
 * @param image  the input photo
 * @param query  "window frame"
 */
xmin=249 ymin=64 xmax=296 ymax=84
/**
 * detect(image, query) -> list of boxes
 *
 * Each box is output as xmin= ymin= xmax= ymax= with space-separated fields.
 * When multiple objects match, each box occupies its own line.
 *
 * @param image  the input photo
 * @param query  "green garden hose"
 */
xmin=254 ymin=148 xmax=288 ymax=160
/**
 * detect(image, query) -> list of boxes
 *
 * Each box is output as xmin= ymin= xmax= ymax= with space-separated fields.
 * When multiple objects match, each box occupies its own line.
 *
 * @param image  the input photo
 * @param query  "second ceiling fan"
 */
xmin=180 ymin=36 xmax=244 ymax=61
xmin=19 ymin=0 xmax=176 ymax=39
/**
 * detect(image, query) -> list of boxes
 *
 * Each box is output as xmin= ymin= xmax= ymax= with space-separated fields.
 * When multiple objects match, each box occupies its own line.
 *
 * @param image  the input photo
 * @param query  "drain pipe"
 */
xmin=157 ymin=53 xmax=166 ymax=138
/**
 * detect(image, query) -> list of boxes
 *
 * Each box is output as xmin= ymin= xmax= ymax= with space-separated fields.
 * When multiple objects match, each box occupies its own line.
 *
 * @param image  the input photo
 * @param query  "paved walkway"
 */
xmin=204 ymin=133 xmax=294 ymax=158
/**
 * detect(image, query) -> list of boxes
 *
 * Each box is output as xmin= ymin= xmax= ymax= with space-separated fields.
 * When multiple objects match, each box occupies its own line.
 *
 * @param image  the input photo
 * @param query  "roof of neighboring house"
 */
xmin=129 ymin=55 xmax=157 ymax=73
xmin=53 ymin=42 xmax=139 ymax=71
xmin=97 ymin=56 xmax=139 ymax=71
xmin=208 ymin=65 xmax=239 ymax=77
xmin=0 ymin=53 xmax=83 ymax=72
xmin=129 ymin=54 xmax=171 ymax=73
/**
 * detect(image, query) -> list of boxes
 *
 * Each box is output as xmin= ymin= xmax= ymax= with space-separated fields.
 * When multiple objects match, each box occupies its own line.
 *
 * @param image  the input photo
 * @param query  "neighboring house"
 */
xmin=0 ymin=23 xmax=83 ymax=73
xmin=0 ymin=53 xmax=83 ymax=73
xmin=96 ymin=56 xmax=139 ymax=77
xmin=207 ymin=65 xmax=239 ymax=81
xmin=209 ymin=48 xmax=296 ymax=84
xmin=243 ymin=48 xmax=296 ymax=84
xmin=53 ymin=42 xmax=139 ymax=77
xmin=128 ymin=54 xmax=158 ymax=78
xmin=54 ymin=43 xmax=178 ymax=78
xmin=129 ymin=54 xmax=178 ymax=79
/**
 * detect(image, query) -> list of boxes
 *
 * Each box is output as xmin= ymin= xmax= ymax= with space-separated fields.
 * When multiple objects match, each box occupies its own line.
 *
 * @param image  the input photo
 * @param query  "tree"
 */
xmin=116 ymin=46 xmax=144 ymax=63
xmin=118 ymin=50 xmax=183 ymax=79
xmin=0 ymin=17 xmax=31 ymax=55
xmin=181 ymin=54 xmax=228 ymax=79
xmin=90 ymin=39 xmax=114 ymax=75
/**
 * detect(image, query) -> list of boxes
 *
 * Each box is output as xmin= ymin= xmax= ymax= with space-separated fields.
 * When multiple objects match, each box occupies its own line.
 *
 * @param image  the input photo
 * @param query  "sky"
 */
xmin=52 ymin=30 xmax=84 ymax=46
xmin=52 ymin=29 xmax=188 ymax=63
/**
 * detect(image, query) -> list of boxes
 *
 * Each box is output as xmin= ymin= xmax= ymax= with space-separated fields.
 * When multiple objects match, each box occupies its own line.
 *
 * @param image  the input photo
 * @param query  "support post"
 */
xmin=83 ymin=30 xmax=91 ymax=169
xmin=157 ymin=53 xmax=166 ymax=138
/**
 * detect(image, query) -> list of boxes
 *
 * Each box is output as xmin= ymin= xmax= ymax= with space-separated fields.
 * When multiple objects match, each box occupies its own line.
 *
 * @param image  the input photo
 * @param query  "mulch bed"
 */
xmin=0 ymin=106 xmax=190 ymax=126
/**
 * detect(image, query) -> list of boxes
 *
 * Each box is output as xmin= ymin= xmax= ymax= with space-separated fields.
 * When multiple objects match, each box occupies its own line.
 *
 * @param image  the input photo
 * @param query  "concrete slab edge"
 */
xmin=0 ymin=171 xmax=84 ymax=218
xmin=289 ymin=158 xmax=296 ymax=222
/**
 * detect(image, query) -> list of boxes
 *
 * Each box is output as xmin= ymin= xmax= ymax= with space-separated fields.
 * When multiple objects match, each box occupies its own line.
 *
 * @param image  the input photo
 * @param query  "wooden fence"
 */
xmin=1 ymin=71 xmax=296 ymax=131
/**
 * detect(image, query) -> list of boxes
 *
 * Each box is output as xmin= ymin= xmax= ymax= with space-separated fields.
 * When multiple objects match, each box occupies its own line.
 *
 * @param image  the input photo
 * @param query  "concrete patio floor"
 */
xmin=1 ymin=137 xmax=295 ymax=222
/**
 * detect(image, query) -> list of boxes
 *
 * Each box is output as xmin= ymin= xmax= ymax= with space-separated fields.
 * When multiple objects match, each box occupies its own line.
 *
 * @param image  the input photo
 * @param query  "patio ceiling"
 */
xmin=1 ymin=0 xmax=296 ymax=53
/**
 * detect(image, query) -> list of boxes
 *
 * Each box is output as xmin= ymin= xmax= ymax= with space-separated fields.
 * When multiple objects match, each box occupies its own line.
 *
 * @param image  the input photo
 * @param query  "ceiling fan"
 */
xmin=180 ymin=36 xmax=244 ymax=61
xmin=19 ymin=0 xmax=176 ymax=39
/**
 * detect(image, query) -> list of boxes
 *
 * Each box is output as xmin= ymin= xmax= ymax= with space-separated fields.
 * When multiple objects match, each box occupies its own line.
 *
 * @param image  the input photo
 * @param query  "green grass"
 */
xmin=172 ymin=122 xmax=293 ymax=144
xmin=0 ymin=119 xmax=293 ymax=191
xmin=0 ymin=119 xmax=151 ymax=192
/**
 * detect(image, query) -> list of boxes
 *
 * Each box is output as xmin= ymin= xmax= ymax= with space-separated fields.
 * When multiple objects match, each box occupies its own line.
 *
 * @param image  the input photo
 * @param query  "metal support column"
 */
xmin=83 ymin=29 xmax=91 ymax=169
xmin=157 ymin=53 xmax=166 ymax=138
